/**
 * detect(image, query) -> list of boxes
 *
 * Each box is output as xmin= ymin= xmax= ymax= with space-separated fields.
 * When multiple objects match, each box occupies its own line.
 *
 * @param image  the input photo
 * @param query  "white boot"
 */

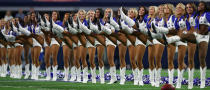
xmin=155 ymin=68 xmax=162 ymax=87
xmin=45 ymin=66 xmax=51 ymax=80
xmin=91 ymin=67 xmax=96 ymax=83
xmin=100 ymin=23 xmax=112 ymax=35
xmin=107 ymin=66 xmax=117 ymax=84
xmin=18 ymin=23 xmax=31 ymax=36
xmin=121 ymin=21 xmax=134 ymax=34
xmin=168 ymin=69 xmax=174 ymax=85
xmin=35 ymin=66 xmax=40 ymax=80
xmin=133 ymin=68 xmax=139 ymax=85
xmin=176 ymin=69 xmax=184 ymax=88
xmin=99 ymin=67 xmax=105 ymax=84
xmin=52 ymin=20 xmax=64 ymax=33
xmin=1 ymin=64 xmax=6 ymax=77
xmin=10 ymin=65 xmax=15 ymax=78
xmin=76 ymin=67 xmax=81 ymax=82
xmin=5 ymin=64 xmax=8 ymax=76
xmin=200 ymin=67 xmax=206 ymax=88
xmin=14 ymin=65 xmax=18 ymax=78
xmin=69 ymin=66 xmax=76 ymax=81
xmin=139 ymin=69 xmax=144 ymax=86
xmin=24 ymin=64 xmax=30 ymax=79
xmin=89 ymin=20 xmax=101 ymax=34
xmin=110 ymin=11 xmax=120 ymax=31
xmin=167 ymin=35 xmax=181 ymax=44
xmin=149 ymin=69 xmax=155 ymax=86
xmin=188 ymin=68 xmax=194 ymax=89
xmin=82 ymin=67 xmax=88 ymax=83
xmin=63 ymin=67 xmax=69 ymax=81
xmin=17 ymin=64 xmax=22 ymax=79
xmin=31 ymin=64 xmax=35 ymax=79
xmin=78 ymin=18 xmax=92 ymax=35
xmin=0 ymin=65 xmax=2 ymax=77
xmin=152 ymin=24 xmax=169 ymax=34
xmin=52 ymin=65 xmax=58 ymax=81
xmin=119 ymin=67 xmax=126 ymax=85
xmin=120 ymin=7 xmax=135 ymax=27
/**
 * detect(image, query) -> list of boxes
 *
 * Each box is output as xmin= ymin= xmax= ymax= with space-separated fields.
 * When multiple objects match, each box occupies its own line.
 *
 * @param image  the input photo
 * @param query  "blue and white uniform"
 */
xmin=100 ymin=19 xmax=116 ymax=47
xmin=153 ymin=17 xmax=165 ymax=45
xmin=194 ymin=12 xmax=210 ymax=43
xmin=135 ymin=16 xmax=148 ymax=47
xmin=29 ymin=24 xmax=43 ymax=47
xmin=1 ymin=28 xmax=16 ymax=48
xmin=50 ymin=20 xmax=62 ymax=46
xmin=174 ymin=15 xmax=188 ymax=46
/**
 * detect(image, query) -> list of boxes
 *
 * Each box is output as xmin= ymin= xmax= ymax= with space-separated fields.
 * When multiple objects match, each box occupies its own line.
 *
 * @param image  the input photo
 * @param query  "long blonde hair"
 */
xmin=164 ymin=3 xmax=175 ymax=15
xmin=148 ymin=6 xmax=158 ymax=18
xmin=175 ymin=3 xmax=185 ymax=17
xmin=128 ymin=8 xmax=138 ymax=18
xmin=78 ymin=9 xmax=86 ymax=20
xmin=103 ymin=8 xmax=113 ymax=20
xmin=86 ymin=10 xmax=95 ymax=20
xmin=158 ymin=4 xmax=165 ymax=18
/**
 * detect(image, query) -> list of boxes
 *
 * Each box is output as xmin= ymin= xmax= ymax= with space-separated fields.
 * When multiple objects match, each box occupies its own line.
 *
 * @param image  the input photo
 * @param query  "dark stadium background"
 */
xmin=0 ymin=0 xmax=210 ymax=70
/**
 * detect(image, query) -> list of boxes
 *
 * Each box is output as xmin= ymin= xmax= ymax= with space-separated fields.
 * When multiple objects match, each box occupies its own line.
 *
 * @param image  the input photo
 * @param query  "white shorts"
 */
xmin=86 ymin=40 xmax=95 ymax=48
xmin=73 ymin=43 xmax=77 ymax=48
xmin=106 ymin=37 xmax=116 ymax=47
xmin=194 ymin=32 xmax=209 ymax=44
xmin=62 ymin=41 xmax=66 ymax=46
xmin=135 ymin=38 xmax=146 ymax=46
xmin=175 ymin=41 xmax=187 ymax=46
xmin=117 ymin=40 xmax=121 ymax=45
xmin=32 ymin=38 xmax=42 ymax=47
xmin=95 ymin=39 xmax=102 ymax=46
xmin=78 ymin=40 xmax=82 ymax=46
xmin=14 ymin=43 xmax=23 ymax=47
xmin=7 ymin=45 xmax=11 ymax=49
xmin=127 ymin=39 xmax=132 ymax=46
xmin=43 ymin=39 xmax=48 ymax=47
xmin=153 ymin=39 xmax=164 ymax=45
xmin=0 ymin=44 xmax=4 ymax=48
xmin=50 ymin=38 xmax=60 ymax=46
xmin=146 ymin=40 xmax=153 ymax=46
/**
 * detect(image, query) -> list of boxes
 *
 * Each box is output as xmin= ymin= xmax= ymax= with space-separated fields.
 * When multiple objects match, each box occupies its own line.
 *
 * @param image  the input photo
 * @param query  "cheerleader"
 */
xmin=113 ymin=8 xmax=127 ymax=85
xmin=16 ymin=16 xmax=33 ymax=79
xmin=86 ymin=10 xmax=97 ymax=83
xmin=122 ymin=8 xmax=140 ymax=85
xmin=0 ymin=19 xmax=8 ymax=77
xmin=40 ymin=13 xmax=52 ymax=80
xmin=95 ymin=8 xmax=106 ymax=84
xmin=11 ymin=18 xmax=24 ymax=79
xmin=76 ymin=9 xmax=89 ymax=83
xmin=67 ymin=13 xmax=79 ymax=82
xmin=2 ymin=20 xmax=15 ymax=78
xmin=153 ymin=4 xmax=165 ymax=87
xmin=100 ymin=8 xmax=117 ymax=84
xmin=22 ymin=15 xmax=32 ymax=79
xmin=29 ymin=12 xmax=44 ymax=80
xmin=185 ymin=3 xmax=197 ymax=89
xmin=61 ymin=13 xmax=74 ymax=81
xmin=135 ymin=6 xmax=148 ymax=86
xmin=143 ymin=6 xmax=158 ymax=86
xmin=50 ymin=11 xmax=62 ymax=81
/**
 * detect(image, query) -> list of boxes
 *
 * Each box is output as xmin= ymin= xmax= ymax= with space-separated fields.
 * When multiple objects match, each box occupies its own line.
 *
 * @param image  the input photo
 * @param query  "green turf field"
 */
xmin=0 ymin=69 xmax=209 ymax=90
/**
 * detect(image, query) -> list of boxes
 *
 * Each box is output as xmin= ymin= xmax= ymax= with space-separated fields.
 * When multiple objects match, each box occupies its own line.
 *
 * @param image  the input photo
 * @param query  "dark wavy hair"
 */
xmin=96 ymin=8 xmax=104 ymax=19
xmin=137 ymin=6 xmax=148 ymax=21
